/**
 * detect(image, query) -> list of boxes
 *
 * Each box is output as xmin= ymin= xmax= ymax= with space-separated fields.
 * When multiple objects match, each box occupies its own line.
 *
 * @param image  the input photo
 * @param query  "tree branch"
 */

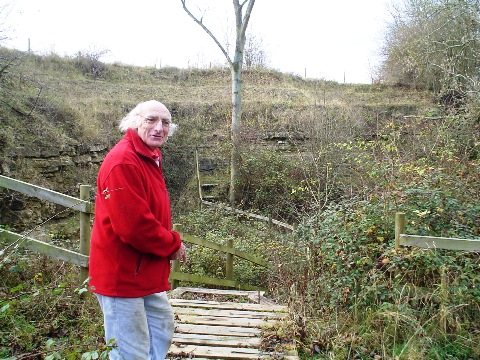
xmin=180 ymin=0 xmax=232 ymax=66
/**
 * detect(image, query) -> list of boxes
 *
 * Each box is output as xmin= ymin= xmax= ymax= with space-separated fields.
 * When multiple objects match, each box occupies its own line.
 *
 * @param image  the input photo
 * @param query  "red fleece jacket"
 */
xmin=88 ymin=129 xmax=182 ymax=297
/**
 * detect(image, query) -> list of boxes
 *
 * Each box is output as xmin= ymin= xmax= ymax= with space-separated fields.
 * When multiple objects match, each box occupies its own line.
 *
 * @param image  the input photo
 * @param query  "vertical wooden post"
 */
xmin=79 ymin=185 xmax=92 ymax=284
xmin=395 ymin=212 xmax=406 ymax=250
xmin=226 ymin=238 xmax=234 ymax=282
xmin=171 ymin=224 xmax=181 ymax=290
xmin=195 ymin=148 xmax=203 ymax=210
xmin=440 ymin=266 xmax=448 ymax=332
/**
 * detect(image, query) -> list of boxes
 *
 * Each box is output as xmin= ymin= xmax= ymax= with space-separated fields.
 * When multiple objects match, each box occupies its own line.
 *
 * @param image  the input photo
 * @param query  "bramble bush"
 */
xmin=0 ymin=242 xmax=106 ymax=359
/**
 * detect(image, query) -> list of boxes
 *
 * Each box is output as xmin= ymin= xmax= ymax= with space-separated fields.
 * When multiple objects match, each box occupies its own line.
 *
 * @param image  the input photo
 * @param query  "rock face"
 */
xmin=0 ymin=144 xmax=108 ymax=230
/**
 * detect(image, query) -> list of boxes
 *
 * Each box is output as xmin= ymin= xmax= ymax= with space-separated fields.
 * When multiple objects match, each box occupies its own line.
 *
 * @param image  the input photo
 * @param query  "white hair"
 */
xmin=118 ymin=101 xmax=178 ymax=137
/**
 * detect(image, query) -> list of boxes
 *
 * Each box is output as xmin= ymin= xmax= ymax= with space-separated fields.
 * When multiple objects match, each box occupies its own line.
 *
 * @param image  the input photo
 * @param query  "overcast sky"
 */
xmin=2 ymin=0 xmax=392 ymax=84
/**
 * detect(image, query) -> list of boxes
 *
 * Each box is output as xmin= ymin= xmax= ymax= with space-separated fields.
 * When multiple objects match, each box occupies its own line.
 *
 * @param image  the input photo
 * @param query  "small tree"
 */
xmin=74 ymin=48 xmax=110 ymax=80
xmin=244 ymin=32 xmax=268 ymax=69
xmin=381 ymin=0 xmax=480 ymax=102
xmin=180 ymin=0 xmax=255 ymax=205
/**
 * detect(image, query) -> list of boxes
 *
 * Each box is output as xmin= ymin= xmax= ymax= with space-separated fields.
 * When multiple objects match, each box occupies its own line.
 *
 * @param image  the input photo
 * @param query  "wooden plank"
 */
xmin=168 ymin=343 xmax=260 ymax=359
xmin=174 ymin=307 xmax=286 ymax=319
xmin=169 ymin=343 xmax=298 ymax=359
xmin=0 ymin=175 xmax=93 ymax=213
xmin=170 ymin=286 xmax=265 ymax=298
xmin=172 ymin=333 xmax=261 ymax=347
xmin=170 ymin=299 xmax=288 ymax=312
xmin=169 ymin=286 xmax=276 ymax=305
xmin=176 ymin=314 xmax=278 ymax=328
xmin=400 ymin=234 xmax=480 ymax=251
xmin=175 ymin=323 xmax=261 ymax=337
xmin=0 ymin=229 xmax=89 ymax=267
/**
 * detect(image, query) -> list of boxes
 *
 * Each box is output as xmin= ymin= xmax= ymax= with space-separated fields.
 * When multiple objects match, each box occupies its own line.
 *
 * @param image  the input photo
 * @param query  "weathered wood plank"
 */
xmin=170 ymin=298 xmax=288 ymax=312
xmin=0 ymin=229 xmax=89 ymax=267
xmin=176 ymin=314 xmax=278 ymax=328
xmin=0 ymin=175 xmax=93 ymax=213
xmin=175 ymin=323 xmax=261 ymax=337
xmin=168 ymin=343 xmax=260 ymax=358
xmin=169 ymin=286 xmax=276 ymax=305
xmin=174 ymin=307 xmax=286 ymax=319
xmin=170 ymin=286 xmax=265 ymax=298
xmin=400 ymin=234 xmax=480 ymax=251
xmin=172 ymin=333 xmax=261 ymax=347
xmin=169 ymin=343 xmax=298 ymax=359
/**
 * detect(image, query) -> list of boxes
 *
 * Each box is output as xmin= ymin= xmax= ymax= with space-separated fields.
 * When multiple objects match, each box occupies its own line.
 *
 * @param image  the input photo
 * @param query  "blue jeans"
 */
xmin=95 ymin=292 xmax=174 ymax=360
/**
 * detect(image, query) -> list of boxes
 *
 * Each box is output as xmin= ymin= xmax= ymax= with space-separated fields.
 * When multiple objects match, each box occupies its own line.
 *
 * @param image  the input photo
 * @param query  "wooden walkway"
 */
xmin=167 ymin=287 xmax=299 ymax=359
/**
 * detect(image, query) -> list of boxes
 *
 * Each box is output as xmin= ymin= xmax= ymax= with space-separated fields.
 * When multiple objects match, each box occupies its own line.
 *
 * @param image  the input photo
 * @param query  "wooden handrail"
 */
xmin=395 ymin=212 xmax=480 ymax=251
xmin=0 ymin=175 xmax=93 ymax=213
xmin=0 ymin=175 xmax=268 ymax=290
xmin=0 ymin=228 xmax=89 ymax=267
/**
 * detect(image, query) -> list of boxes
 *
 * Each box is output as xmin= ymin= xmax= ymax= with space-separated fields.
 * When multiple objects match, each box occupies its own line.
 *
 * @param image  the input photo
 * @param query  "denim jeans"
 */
xmin=95 ymin=292 xmax=174 ymax=360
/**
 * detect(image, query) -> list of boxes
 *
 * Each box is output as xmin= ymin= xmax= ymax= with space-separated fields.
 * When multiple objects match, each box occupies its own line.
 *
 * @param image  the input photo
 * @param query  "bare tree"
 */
xmin=244 ymin=32 xmax=268 ymax=69
xmin=180 ymin=0 xmax=255 ymax=204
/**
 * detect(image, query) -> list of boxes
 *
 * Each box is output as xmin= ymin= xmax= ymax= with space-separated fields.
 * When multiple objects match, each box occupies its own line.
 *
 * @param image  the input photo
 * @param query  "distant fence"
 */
xmin=0 ymin=175 xmax=267 ymax=290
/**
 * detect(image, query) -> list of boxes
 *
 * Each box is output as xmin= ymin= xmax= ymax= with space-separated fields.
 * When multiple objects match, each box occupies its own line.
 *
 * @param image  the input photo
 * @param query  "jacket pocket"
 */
xmin=134 ymin=254 xmax=143 ymax=276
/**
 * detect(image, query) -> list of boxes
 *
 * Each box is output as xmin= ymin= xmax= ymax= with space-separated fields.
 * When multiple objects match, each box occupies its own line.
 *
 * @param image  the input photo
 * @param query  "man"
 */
xmin=89 ymin=100 xmax=186 ymax=359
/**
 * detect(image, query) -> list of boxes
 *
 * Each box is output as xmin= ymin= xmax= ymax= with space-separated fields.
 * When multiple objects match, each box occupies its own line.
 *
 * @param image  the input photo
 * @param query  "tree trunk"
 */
xmin=230 ymin=51 xmax=243 ymax=205
xmin=180 ymin=0 xmax=255 ymax=205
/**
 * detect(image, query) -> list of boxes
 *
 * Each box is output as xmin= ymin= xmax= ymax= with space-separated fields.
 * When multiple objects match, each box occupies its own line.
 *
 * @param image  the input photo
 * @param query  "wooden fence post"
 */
xmin=79 ymin=185 xmax=91 ymax=284
xmin=395 ymin=212 xmax=406 ymax=250
xmin=440 ymin=265 xmax=448 ymax=332
xmin=172 ymin=224 xmax=181 ymax=290
xmin=226 ymin=238 xmax=234 ymax=282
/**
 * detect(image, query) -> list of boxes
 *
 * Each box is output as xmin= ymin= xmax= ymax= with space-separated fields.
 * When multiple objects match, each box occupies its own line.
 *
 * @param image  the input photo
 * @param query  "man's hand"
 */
xmin=170 ymin=243 xmax=187 ymax=263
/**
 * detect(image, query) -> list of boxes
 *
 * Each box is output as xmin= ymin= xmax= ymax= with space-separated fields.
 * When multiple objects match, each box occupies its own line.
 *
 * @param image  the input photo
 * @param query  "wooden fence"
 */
xmin=394 ymin=212 xmax=480 ymax=331
xmin=395 ymin=212 xmax=480 ymax=252
xmin=0 ymin=175 xmax=267 ymax=291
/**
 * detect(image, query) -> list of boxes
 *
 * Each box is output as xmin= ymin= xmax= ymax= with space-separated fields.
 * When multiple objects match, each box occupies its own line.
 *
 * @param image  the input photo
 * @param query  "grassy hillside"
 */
xmin=1 ymin=48 xmax=479 ymax=359
xmin=1 ymin=47 xmax=435 ymax=216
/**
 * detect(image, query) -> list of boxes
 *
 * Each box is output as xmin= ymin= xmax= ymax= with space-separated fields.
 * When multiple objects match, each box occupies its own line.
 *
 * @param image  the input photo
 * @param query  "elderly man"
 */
xmin=89 ymin=100 xmax=186 ymax=359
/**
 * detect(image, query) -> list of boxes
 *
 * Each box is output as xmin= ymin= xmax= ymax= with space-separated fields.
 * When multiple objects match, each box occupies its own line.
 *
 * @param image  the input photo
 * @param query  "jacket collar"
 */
xmin=126 ymin=128 xmax=162 ymax=162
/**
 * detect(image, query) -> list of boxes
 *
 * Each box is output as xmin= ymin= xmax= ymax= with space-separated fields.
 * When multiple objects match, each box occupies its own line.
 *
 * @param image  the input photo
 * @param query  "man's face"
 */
xmin=136 ymin=101 xmax=171 ymax=150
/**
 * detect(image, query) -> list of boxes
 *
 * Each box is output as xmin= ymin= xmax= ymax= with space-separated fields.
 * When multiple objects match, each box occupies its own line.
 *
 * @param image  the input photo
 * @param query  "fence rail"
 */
xmin=395 ymin=212 xmax=480 ymax=251
xmin=0 ymin=175 xmax=267 ymax=290
xmin=0 ymin=175 xmax=93 ymax=214
xmin=393 ymin=211 xmax=479 ymax=332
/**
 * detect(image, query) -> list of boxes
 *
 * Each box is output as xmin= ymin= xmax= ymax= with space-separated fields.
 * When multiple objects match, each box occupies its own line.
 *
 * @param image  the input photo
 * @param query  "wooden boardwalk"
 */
xmin=167 ymin=287 xmax=299 ymax=359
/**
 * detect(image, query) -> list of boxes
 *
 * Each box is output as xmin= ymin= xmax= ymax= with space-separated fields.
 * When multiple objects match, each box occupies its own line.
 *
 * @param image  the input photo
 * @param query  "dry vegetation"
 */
xmin=1 ymin=48 xmax=479 ymax=359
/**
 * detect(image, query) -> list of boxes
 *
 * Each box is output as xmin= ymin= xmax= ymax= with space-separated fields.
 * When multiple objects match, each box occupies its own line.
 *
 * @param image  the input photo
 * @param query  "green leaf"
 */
xmin=45 ymin=338 xmax=55 ymax=350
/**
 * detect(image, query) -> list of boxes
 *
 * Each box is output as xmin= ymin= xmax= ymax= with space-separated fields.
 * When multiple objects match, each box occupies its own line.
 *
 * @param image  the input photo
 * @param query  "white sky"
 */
xmin=2 ymin=0 xmax=392 ymax=84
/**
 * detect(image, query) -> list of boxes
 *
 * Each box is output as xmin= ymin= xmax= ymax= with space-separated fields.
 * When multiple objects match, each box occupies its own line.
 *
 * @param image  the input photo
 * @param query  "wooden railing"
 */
xmin=0 ymin=175 xmax=92 ymax=282
xmin=0 ymin=175 xmax=267 ymax=290
xmin=394 ymin=212 xmax=480 ymax=331
xmin=395 ymin=212 xmax=480 ymax=252
xmin=170 ymin=224 xmax=268 ymax=291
